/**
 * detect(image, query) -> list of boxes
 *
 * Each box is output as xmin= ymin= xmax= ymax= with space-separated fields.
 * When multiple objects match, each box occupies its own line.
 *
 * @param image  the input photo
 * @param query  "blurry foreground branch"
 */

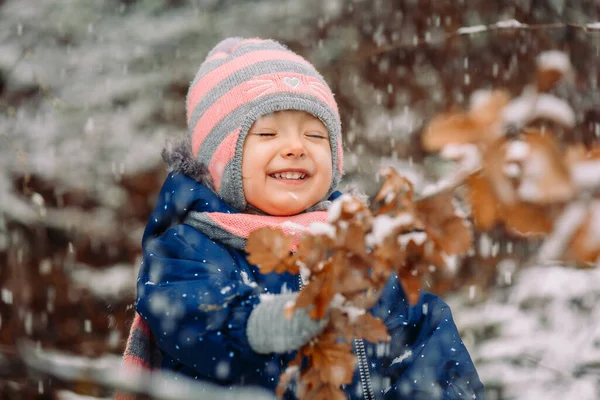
xmin=18 ymin=340 xmax=275 ymax=400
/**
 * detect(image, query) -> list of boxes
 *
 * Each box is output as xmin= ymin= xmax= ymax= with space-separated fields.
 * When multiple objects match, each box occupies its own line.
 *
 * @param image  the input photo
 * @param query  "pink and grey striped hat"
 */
xmin=186 ymin=37 xmax=343 ymax=211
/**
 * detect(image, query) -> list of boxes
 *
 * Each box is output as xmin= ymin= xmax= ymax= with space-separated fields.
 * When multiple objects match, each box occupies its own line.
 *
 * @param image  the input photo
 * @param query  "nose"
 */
xmin=280 ymin=135 xmax=306 ymax=159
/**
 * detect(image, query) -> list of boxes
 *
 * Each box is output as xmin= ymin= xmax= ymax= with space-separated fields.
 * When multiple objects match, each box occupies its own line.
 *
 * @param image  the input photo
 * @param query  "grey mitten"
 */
xmin=246 ymin=293 xmax=328 ymax=354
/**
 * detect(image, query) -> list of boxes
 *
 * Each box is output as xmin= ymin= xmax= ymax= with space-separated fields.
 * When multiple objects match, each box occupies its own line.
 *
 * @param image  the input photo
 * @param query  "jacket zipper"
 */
xmin=299 ymin=275 xmax=375 ymax=399
xmin=354 ymin=338 xmax=375 ymax=399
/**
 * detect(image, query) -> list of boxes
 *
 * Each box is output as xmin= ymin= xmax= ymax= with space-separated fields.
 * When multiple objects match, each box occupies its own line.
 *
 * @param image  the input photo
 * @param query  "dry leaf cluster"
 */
xmin=421 ymin=50 xmax=600 ymax=265
xmin=245 ymin=49 xmax=600 ymax=400
xmin=246 ymin=168 xmax=472 ymax=399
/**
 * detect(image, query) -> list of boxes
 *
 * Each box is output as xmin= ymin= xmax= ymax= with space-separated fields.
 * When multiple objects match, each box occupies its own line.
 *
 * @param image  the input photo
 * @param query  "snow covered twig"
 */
xmin=419 ymin=144 xmax=481 ymax=200
xmin=18 ymin=341 xmax=275 ymax=400
xmin=536 ymin=199 xmax=590 ymax=262
xmin=346 ymin=20 xmax=600 ymax=60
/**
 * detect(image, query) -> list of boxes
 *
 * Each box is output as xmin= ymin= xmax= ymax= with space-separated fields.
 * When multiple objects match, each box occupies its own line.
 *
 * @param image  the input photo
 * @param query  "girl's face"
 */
xmin=242 ymin=110 xmax=333 ymax=216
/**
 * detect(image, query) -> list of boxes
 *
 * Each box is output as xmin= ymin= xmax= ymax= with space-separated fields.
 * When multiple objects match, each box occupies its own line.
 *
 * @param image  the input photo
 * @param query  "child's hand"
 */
xmin=246 ymin=293 xmax=328 ymax=354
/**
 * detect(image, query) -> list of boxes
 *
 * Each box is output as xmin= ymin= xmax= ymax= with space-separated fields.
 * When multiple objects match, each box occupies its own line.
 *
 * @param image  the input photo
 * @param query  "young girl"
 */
xmin=122 ymin=37 xmax=485 ymax=399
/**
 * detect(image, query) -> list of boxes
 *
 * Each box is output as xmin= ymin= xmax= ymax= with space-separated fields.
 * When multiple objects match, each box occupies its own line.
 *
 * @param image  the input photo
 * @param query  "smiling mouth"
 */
xmin=269 ymin=172 xmax=308 ymax=180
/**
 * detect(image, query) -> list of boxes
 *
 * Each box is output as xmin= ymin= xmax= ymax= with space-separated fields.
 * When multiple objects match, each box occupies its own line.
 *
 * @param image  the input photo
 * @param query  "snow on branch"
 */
xmin=347 ymin=20 xmax=600 ymax=59
xmin=18 ymin=341 xmax=275 ymax=400
xmin=420 ymin=50 xmax=600 ymax=265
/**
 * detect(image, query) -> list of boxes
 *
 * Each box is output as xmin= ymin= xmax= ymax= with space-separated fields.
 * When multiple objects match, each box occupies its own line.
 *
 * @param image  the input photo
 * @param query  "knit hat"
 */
xmin=186 ymin=37 xmax=343 ymax=211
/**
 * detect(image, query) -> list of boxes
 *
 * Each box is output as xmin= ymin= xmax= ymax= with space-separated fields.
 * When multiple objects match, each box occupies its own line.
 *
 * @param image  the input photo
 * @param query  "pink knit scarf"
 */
xmin=182 ymin=210 xmax=330 ymax=251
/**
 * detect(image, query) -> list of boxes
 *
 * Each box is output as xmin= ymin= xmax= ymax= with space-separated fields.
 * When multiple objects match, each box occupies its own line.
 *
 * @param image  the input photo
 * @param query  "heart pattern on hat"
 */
xmin=283 ymin=76 xmax=301 ymax=89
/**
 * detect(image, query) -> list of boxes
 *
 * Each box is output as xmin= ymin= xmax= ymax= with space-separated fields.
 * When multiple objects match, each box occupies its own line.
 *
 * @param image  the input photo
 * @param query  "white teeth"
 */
xmin=272 ymin=172 xmax=306 ymax=180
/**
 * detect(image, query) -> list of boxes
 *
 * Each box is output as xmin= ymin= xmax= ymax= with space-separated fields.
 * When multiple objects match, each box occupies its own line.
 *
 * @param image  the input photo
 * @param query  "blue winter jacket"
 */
xmin=135 ymin=173 xmax=485 ymax=399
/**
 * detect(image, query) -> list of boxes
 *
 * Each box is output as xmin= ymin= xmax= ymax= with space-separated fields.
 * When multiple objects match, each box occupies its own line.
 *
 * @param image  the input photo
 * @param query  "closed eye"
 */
xmin=255 ymin=133 xmax=276 ymax=137
xmin=307 ymin=134 xmax=327 ymax=139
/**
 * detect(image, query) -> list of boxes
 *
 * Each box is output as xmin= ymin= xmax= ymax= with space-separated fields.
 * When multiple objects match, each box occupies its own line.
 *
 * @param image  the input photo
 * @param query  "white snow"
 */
xmin=365 ymin=106 xmax=423 ymax=141
xmin=343 ymin=305 xmax=366 ymax=323
xmin=537 ymin=201 xmax=588 ymax=261
xmin=220 ymin=286 xmax=231 ymax=295
xmin=330 ymin=294 xmax=367 ymax=324
xmin=281 ymin=220 xmax=308 ymax=235
xmin=505 ymin=141 xmax=530 ymax=161
xmin=442 ymin=253 xmax=459 ymax=273
xmin=298 ymin=261 xmax=311 ymax=285
xmin=331 ymin=293 xmax=347 ymax=308
xmin=569 ymin=160 xmax=600 ymax=190
xmin=536 ymin=50 xmax=572 ymax=74
xmin=327 ymin=194 xmax=353 ymax=222
xmin=502 ymin=88 xmax=537 ymax=127
xmin=391 ymin=350 xmax=413 ymax=365
xmin=478 ymin=234 xmax=493 ymax=258
xmin=19 ymin=342 xmax=275 ymax=400
xmin=503 ymin=162 xmax=521 ymax=178
xmin=69 ymin=264 xmax=136 ymax=300
xmin=397 ymin=231 xmax=427 ymax=248
xmin=450 ymin=264 xmax=600 ymax=400
xmin=421 ymin=143 xmax=482 ymax=198
xmin=366 ymin=213 xmax=414 ymax=247
xmin=57 ymin=391 xmax=111 ymax=400
xmin=457 ymin=25 xmax=488 ymax=35
xmin=503 ymin=89 xmax=575 ymax=129
xmin=586 ymin=22 xmax=600 ymax=30
xmin=440 ymin=144 xmax=482 ymax=171
xmin=533 ymin=94 xmax=576 ymax=127
xmin=495 ymin=19 xmax=527 ymax=28
xmin=468 ymin=89 xmax=495 ymax=110
xmin=308 ymin=221 xmax=336 ymax=238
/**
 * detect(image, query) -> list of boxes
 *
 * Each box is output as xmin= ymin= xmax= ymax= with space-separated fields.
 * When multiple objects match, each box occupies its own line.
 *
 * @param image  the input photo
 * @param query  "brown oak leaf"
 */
xmin=295 ymin=261 xmax=335 ymax=320
xmin=337 ymin=221 xmax=369 ymax=258
xmin=502 ymin=202 xmax=555 ymax=236
xmin=467 ymin=157 xmax=555 ymax=236
xmin=296 ymin=234 xmax=335 ymax=272
xmin=304 ymin=340 xmax=355 ymax=387
xmin=398 ymin=271 xmax=422 ymax=305
xmin=336 ymin=269 xmax=371 ymax=298
xmin=416 ymin=192 xmax=472 ymax=256
xmin=246 ymin=227 xmax=296 ymax=274
xmin=352 ymin=312 xmax=391 ymax=343
xmin=372 ymin=167 xmax=415 ymax=215
xmin=466 ymin=172 xmax=500 ymax=231
xmin=421 ymin=90 xmax=510 ymax=152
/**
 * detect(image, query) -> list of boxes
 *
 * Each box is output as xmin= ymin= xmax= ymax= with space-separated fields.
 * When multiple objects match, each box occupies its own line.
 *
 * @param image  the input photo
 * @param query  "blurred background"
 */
xmin=1 ymin=0 xmax=600 ymax=399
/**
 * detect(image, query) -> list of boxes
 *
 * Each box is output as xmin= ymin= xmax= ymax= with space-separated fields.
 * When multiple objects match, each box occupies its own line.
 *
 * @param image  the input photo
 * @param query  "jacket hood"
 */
xmin=142 ymin=172 xmax=233 ymax=247
xmin=161 ymin=136 xmax=215 ymax=191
